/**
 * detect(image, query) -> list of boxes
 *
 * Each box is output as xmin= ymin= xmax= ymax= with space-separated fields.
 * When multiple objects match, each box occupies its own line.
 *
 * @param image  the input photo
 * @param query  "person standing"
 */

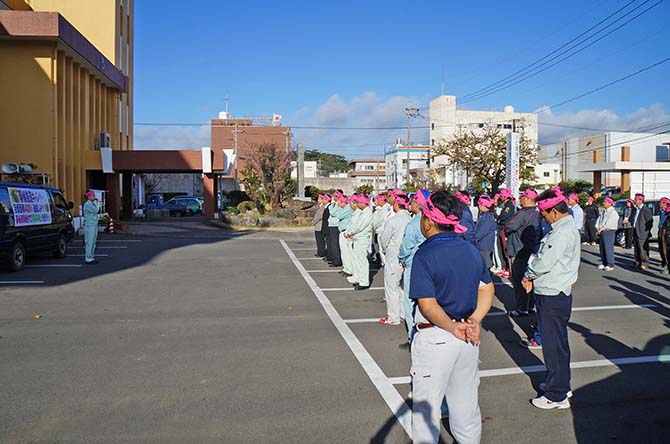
xmin=372 ymin=194 xmax=392 ymax=266
xmin=495 ymin=188 xmax=516 ymax=278
xmin=505 ymin=189 xmax=540 ymax=317
xmin=83 ymin=190 xmax=100 ymax=265
xmin=379 ymin=194 xmax=412 ymax=326
xmin=338 ymin=195 xmax=355 ymax=275
xmin=455 ymin=191 xmax=475 ymax=243
xmin=399 ymin=190 xmax=428 ymax=339
xmin=474 ymin=194 xmax=497 ymax=270
xmin=320 ymin=195 xmax=331 ymax=259
xmin=583 ymin=196 xmax=599 ymax=246
xmin=631 ymin=193 xmax=653 ymax=270
xmin=622 ymin=199 xmax=634 ymax=249
xmin=522 ymin=187 xmax=581 ymax=409
xmin=344 ymin=194 xmax=374 ymax=289
xmin=568 ymin=194 xmax=584 ymax=239
xmin=658 ymin=197 xmax=669 ymax=273
xmin=326 ymin=191 xmax=342 ymax=266
xmin=410 ymin=190 xmax=494 ymax=444
xmin=596 ymin=197 xmax=619 ymax=271
xmin=661 ymin=203 xmax=670 ymax=274
xmin=313 ymin=195 xmax=327 ymax=258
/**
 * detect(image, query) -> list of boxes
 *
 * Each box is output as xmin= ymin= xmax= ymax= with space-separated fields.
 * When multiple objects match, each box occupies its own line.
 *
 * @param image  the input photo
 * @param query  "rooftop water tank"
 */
xmin=504 ymin=105 xmax=515 ymax=113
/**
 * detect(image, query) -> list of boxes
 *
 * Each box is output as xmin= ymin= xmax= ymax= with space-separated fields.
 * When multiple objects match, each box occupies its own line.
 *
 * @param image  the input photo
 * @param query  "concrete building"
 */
xmin=290 ymin=161 xmax=317 ymax=179
xmin=385 ymin=145 xmax=430 ymax=189
xmin=348 ymin=159 xmax=385 ymax=191
xmin=530 ymin=163 xmax=561 ymax=188
xmin=210 ymin=113 xmax=292 ymax=192
xmin=0 ymin=0 xmax=133 ymax=214
xmin=429 ymin=95 xmax=538 ymax=188
xmin=540 ymin=131 xmax=670 ymax=197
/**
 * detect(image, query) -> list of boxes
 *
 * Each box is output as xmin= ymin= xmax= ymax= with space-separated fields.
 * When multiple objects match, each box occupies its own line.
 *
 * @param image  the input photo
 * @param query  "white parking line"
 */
xmin=295 ymin=257 xmax=325 ymax=260
xmin=291 ymin=248 xmax=317 ymax=251
xmin=345 ymin=318 xmax=382 ymax=324
xmin=0 ymin=281 xmax=45 ymax=285
xmin=322 ymin=287 xmax=385 ymax=291
xmin=281 ymin=240 xmax=412 ymax=439
xmin=388 ymin=354 xmax=670 ymax=385
xmin=25 ymin=265 xmax=83 ymax=268
xmin=306 ymin=269 xmax=342 ymax=273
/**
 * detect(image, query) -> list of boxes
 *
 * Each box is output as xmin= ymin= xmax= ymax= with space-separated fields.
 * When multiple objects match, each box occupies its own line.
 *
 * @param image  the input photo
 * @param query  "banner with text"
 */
xmin=8 ymin=187 xmax=52 ymax=226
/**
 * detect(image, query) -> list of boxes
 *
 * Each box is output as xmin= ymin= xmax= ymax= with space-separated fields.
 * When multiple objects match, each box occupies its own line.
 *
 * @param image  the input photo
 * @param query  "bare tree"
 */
xmin=241 ymin=143 xmax=292 ymax=211
xmin=141 ymin=174 xmax=163 ymax=196
xmin=433 ymin=120 xmax=538 ymax=193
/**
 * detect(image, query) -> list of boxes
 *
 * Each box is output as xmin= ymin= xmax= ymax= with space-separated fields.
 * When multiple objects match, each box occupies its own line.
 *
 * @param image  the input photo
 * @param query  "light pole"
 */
xmin=404 ymin=107 xmax=420 ymax=189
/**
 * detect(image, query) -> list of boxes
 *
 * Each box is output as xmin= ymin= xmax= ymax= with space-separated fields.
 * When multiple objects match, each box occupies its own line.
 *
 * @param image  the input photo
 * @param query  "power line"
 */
xmin=459 ymin=0 xmax=665 ymax=104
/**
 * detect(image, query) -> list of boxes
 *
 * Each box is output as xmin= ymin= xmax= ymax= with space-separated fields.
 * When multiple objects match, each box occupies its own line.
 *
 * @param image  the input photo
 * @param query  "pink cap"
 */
xmin=499 ymin=188 xmax=513 ymax=199
xmin=322 ymin=194 xmax=332 ymax=202
xmin=659 ymin=197 xmax=670 ymax=205
xmin=521 ymin=189 xmax=538 ymax=200
xmin=338 ymin=196 xmax=349 ymax=204
xmin=374 ymin=194 xmax=386 ymax=202
xmin=587 ymin=196 xmax=594 ymax=203
xmin=357 ymin=195 xmax=371 ymax=205
xmin=395 ymin=195 xmax=409 ymax=209
xmin=538 ymin=186 xmax=569 ymax=211
xmin=387 ymin=189 xmax=399 ymax=197
xmin=493 ymin=193 xmax=500 ymax=200
xmin=568 ymin=193 xmax=579 ymax=202
xmin=85 ymin=190 xmax=96 ymax=198
xmin=604 ymin=197 xmax=615 ymax=205
xmin=454 ymin=191 xmax=470 ymax=205
xmin=420 ymin=194 xmax=468 ymax=234
xmin=478 ymin=194 xmax=495 ymax=207
xmin=635 ymin=193 xmax=645 ymax=200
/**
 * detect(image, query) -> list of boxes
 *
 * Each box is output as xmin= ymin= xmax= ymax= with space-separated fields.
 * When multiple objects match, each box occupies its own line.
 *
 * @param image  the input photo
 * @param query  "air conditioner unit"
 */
xmin=100 ymin=132 xmax=111 ymax=149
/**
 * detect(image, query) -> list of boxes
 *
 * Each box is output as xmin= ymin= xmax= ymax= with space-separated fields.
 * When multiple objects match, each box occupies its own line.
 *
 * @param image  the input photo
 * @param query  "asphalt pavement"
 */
xmin=0 ymin=227 xmax=668 ymax=443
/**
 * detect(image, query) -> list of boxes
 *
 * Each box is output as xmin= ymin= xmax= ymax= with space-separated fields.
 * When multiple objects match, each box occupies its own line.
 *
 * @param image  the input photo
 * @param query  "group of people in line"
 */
xmin=312 ymin=185 xmax=670 ymax=444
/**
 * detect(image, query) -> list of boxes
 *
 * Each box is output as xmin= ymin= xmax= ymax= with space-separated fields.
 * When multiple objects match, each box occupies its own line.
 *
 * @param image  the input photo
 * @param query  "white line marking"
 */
xmin=306 ymin=270 xmax=342 ymax=273
xmin=280 ymin=240 xmax=412 ymax=439
xmin=572 ymin=303 xmax=657 ymax=312
xmin=389 ymin=354 xmax=670 ymax=384
xmin=322 ymin=287 xmax=385 ymax=291
xmin=25 ymin=265 xmax=83 ymax=268
xmin=0 ymin=281 xmax=45 ymax=285
xmin=67 ymin=254 xmax=110 ymax=257
xmin=345 ymin=318 xmax=382 ymax=324
xmin=69 ymin=246 xmax=128 ymax=249
xmin=295 ymin=257 xmax=325 ymax=260
xmin=291 ymin=248 xmax=317 ymax=251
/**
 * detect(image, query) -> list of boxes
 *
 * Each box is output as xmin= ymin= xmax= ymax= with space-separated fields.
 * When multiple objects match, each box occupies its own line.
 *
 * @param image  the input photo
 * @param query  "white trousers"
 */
xmin=353 ymin=236 xmax=371 ymax=286
xmin=340 ymin=232 xmax=354 ymax=274
xmin=383 ymin=252 xmax=403 ymax=323
xmin=411 ymin=327 xmax=481 ymax=444
xmin=376 ymin=233 xmax=386 ymax=266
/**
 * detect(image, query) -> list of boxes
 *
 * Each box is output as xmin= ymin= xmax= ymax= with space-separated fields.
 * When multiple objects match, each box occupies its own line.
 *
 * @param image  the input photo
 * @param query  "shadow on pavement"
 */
xmin=603 ymin=276 xmax=670 ymax=319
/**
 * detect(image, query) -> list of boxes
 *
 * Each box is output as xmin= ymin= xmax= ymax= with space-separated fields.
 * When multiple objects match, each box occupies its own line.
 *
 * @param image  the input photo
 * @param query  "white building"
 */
xmin=385 ymin=144 xmax=431 ymax=189
xmin=290 ymin=161 xmax=318 ymax=179
xmin=530 ymin=163 xmax=561 ymax=188
xmin=429 ymin=95 xmax=538 ymax=188
xmin=348 ymin=159 xmax=385 ymax=191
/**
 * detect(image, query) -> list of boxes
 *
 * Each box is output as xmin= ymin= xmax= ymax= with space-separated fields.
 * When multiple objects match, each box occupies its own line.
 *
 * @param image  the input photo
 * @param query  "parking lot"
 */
xmin=1 ymin=229 xmax=668 ymax=443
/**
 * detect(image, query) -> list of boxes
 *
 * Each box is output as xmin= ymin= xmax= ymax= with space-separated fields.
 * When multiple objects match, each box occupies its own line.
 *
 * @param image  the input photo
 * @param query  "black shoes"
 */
xmin=354 ymin=284 xmax=370 ymax=290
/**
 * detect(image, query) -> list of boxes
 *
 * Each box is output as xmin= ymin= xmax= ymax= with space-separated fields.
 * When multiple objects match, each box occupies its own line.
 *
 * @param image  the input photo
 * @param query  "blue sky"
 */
xmin=134 ymin=0 xmax=669 ymax=156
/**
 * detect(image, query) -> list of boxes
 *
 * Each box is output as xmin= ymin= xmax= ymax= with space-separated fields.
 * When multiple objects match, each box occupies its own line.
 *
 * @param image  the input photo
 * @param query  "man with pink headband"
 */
xmin=344 ymin=194 xmax=373 ymax=289
xmin=658 ymin=197 xmax=669 ymax=273
xmin=372 ymin=194 xmax=392 ymax=267
xmin=522 ymin=187 xmax=580 ymax=410
xmin=474 ymin=194 xmax=497 ymax=269
xmin=583 ymin=196 xmax=599 ymax=246
xmin=83 ymin=190 xmax=100 ymax=264
xmin=326 ymin=190 xmax=343 ymax=266
xmin=661 ymin=198 xmax=670 ymax=274
xmin=596 ymin=197 xmax=619 ymax=271
xmin=495 ymin=188 xmax=516 ymax=278
xmin=631 ymin=193 xmax=653 ymax=269
xmin=379 ymin=193 xmax=412 ymax=325
xmin=567 ymin=193 xmax=584 ymax=238
xmin=410 ymin=190 xmax=494 ymax=444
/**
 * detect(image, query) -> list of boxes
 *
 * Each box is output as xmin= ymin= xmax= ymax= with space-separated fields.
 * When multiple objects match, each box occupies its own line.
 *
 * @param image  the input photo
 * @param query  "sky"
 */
xmin=133 ymin=0 xmax=670 ymax=158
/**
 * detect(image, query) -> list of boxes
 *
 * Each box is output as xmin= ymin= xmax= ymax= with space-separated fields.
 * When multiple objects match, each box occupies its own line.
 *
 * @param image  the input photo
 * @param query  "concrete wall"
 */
xmin=303 ymin=178 xmax=357 ymax=195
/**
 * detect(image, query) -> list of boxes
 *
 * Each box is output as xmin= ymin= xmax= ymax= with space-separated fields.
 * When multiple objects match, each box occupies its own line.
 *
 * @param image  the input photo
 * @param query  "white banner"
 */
xmin=506 ymin=132 xmax=520 ymax=200
xmin=8 ymin=187 xmax=52 ymax=226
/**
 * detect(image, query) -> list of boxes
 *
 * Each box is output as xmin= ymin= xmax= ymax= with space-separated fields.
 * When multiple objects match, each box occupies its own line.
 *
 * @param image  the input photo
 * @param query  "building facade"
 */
xmin=290 ymin=161 xmax=318 ymax=179
xmin=0 ymin=0 xmax=133 ymax=215
xmin=348 ymin=159 xmax=385 ymax=191
xmin=429 ymin=95 xmax=538 ymax=188
xmin=385 ymin=145 xmax=430 ymax=189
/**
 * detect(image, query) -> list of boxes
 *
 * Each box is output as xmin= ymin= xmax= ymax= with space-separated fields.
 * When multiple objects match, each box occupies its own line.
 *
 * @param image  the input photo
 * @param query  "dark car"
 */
xmin=161 ymin=196 xmax=203 ymax=217
xmin=0 ymin=182 xmax=75 ymax=271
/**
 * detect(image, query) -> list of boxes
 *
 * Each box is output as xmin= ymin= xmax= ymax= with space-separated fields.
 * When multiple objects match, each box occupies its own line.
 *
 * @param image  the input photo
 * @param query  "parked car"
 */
xmin=0 ymin=182 xmax=75 ymax=271
xmin=602 ymin=186 xmax=622 ymax=196
xmin=614 ymin=199 xmax=660 ymax=246
xmin=162 ymin=196 xmax=203 ymax=217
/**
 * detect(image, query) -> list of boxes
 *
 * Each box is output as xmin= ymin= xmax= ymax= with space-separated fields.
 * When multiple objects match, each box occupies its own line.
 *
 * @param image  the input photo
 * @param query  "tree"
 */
xmin=241 ymin=143 xmax=291 ymax=212
xmin=354 ymin=183 xmax=374 ymax=195
xmin=292 ymin=149 xmax=350 ymax=176
xmin=433 ymin=121 xmax=538 ymax=193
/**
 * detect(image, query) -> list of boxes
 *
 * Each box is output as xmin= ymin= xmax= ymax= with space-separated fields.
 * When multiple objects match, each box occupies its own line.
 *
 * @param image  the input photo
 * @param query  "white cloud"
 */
xmin=537 ymin=104 xmax=670 ymax=145
xmin=134 ymin=125 xmax=210 ymax=150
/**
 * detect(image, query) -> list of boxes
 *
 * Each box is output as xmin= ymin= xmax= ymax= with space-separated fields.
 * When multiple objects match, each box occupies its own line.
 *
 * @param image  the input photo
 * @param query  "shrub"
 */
xmin=227 ymin=190 xmax=251 ymax=207
xmin=237 ymin=201 xmax=256 ymax=213
xmin=224 ymin=205 xmax=240 ymax=215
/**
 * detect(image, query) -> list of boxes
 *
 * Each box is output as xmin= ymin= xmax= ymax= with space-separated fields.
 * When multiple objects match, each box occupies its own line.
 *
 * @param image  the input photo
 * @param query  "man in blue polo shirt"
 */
xmin=410 ymin=190 xmax=495 ymax=444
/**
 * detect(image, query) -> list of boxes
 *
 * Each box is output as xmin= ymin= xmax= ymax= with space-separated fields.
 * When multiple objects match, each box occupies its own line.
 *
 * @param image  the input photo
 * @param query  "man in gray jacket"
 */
xmin=522 ymin=187 xmax=580 ymax=410
xmin=631 ymin=193 xmax=653 ymax=270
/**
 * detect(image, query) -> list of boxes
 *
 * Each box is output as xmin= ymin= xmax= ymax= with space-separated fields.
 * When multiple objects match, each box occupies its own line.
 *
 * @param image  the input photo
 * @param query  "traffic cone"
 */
xmin=108 ymin=218 xmax=115 ymax=234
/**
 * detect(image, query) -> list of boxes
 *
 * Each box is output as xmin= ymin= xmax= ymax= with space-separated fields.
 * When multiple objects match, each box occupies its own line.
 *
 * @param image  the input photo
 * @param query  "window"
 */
xmin=431 ymin=123 xmax=435 ymax=130
xmin=543 ymin=172 xmax=550 ymax=177
xmin=365 ymin=165 xmax=374 ymax=170
xmin=478 ymin=123 xmax=485 ymax=128
xmin=431 ymin=139 xmax=435 ymax=146
xmin=0 ymin=188 xmax=12 ymax=213
xmin=503 ymin=124 xmax=512 ymax=129
xmin=402 ymin=159 xmax=407 ymax=165
xmin=496 ymin=124 xmax=502 ymax=129
xmin=51 ymin=192 xmax=68 ymax=209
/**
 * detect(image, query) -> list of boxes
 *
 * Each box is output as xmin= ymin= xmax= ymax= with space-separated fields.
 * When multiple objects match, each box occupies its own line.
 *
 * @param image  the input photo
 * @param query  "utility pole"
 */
xmin=297 ymin=143 xmax=305 ymax=198
xmin=404 ymin=107 xmax=420 ymax=189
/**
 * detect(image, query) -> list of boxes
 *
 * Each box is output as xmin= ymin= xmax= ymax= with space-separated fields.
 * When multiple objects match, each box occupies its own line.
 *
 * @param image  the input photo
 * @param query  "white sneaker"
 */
xmin=346 ymin=276 xmax=357 ymax=284
xmin=539 ymin=383 xmax=573 ymax=398
xmin=531 ymin=395 xmax=570 ymax=409
xmin=604 ymin=266 xmax=614 ymax=271
xmin=597 ymin=264 xmax=605 ymax=270
xmin=582 ymin=242 xmax=589 ymax=245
